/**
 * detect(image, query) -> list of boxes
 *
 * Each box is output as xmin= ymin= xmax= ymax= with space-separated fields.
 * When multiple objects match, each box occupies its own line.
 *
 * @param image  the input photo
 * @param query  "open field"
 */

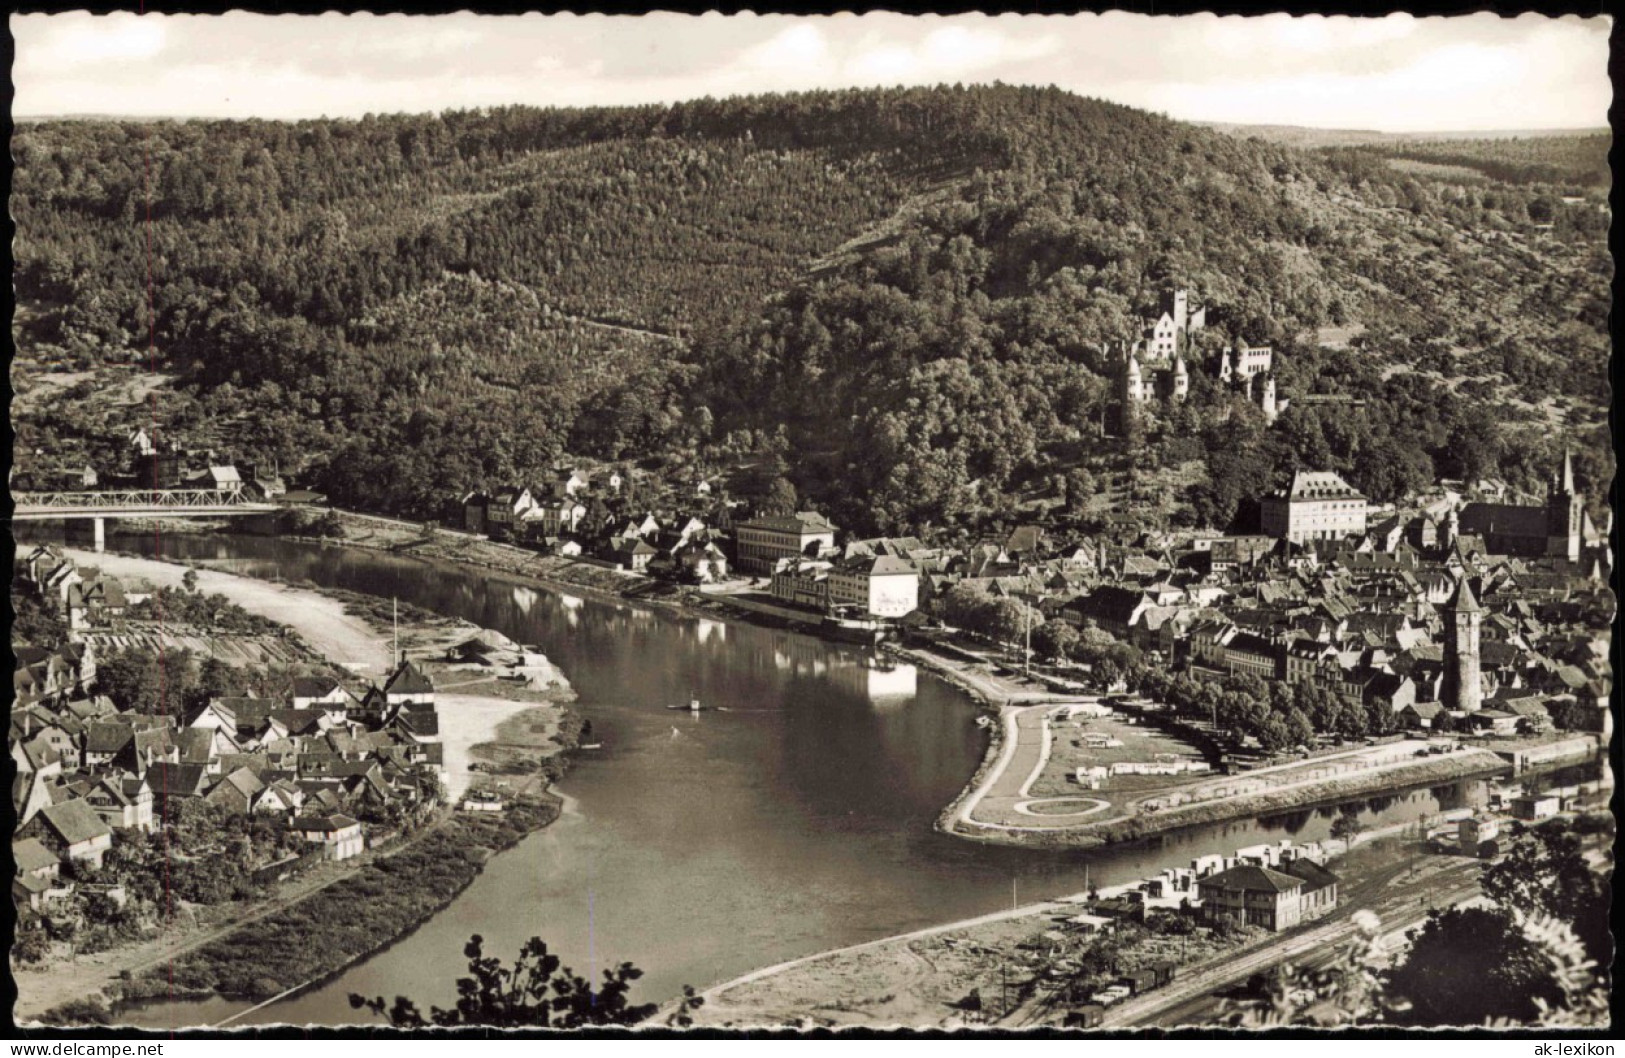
xmin=37 ymin=547 xmax=394 ymax=675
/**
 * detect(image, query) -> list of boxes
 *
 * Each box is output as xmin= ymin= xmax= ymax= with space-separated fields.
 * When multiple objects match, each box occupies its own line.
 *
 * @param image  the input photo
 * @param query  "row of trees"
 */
xmin=937 ymin=578 xmax=1388 ymax=754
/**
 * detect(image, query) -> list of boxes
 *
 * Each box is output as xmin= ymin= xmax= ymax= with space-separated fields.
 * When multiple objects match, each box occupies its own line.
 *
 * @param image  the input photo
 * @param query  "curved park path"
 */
xmin=955 ymin=702 xmax=1115 ymax=832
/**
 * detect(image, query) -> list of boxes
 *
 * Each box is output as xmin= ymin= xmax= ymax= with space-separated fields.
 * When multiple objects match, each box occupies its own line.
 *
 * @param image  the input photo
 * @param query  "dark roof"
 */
xmin=736 ymin=511 xmax=837 ymax=535
xmin=84 ymin=722 xmax=135 ymax=756
xmin=210 ymin=768 xmax=265 ymax=800
xmin=39 ymin=799 xmax=113 ymax=846
xmin=1447 ymin=576 xmax=1482 ymax=615
xmin=1072 ymin=586 xmax=1150 ymax=625
xmin=1458 ymin=503 xmax=1548 ymax=541
xmin=1199 ymin=864 xmax=1304 ymax=895
xmin=290 ymin=676 xmax=342 ymax=699
xmin=292 ymin=812 xmax=360 ymax=832
xmin=1282 ymin=858 xmax=1340 ymax=892
xmin=383 ymin=661 xmax=435 ymax=696
xmin=1227 ymin=632 xmax=1277 ymax=658
xmin=175 ymin=727 xmax=216 ymax=764
xmin=144 ymin=762 xmax=211 ymax=797
xmin=270 ymin=709 xmax=329 ymax=735
xmin=13 ymin=837 xmax=59 ymax=873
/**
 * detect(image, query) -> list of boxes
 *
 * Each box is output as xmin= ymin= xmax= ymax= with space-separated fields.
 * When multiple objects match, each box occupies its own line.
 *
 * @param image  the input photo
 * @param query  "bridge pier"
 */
xmin=65 ymin=517 xmax=106 ymax=552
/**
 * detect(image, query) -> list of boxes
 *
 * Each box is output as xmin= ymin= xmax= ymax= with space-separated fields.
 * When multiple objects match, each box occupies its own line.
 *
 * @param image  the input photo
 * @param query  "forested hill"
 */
xmin=11 ymin=86 xmax=1612 ymax=534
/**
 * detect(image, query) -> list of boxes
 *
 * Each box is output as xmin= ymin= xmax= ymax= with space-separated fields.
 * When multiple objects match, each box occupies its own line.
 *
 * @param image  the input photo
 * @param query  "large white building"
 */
xmin=1260 ymin=470 xmax=1369 ymax=545
xmin=734 ymin=512 xmax=838 ymax=574
xmin=828 ymin=555 xmax=919 ymax=618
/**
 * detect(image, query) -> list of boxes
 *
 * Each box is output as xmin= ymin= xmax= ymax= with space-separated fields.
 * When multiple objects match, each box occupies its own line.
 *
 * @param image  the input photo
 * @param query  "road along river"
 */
xmin=73 ymin=532 xmax=1500 ymax=1028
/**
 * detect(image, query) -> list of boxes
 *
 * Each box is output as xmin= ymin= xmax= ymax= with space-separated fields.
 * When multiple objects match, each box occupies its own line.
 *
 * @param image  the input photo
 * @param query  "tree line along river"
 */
xmin=80 ymin=532 xmax=1506 ymax=1028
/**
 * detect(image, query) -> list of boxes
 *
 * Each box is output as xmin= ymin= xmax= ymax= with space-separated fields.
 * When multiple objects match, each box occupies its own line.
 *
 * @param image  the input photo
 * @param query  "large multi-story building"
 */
xmin=733 ymin=512 xmax=838 ymax=574
xmin=1260 ymin=470 xmax=1369 ymax=545
xmin=1197 ymin=860 xmax=1339 ymax=932
xmin=828 ymin=555 xmax=919 ymax=618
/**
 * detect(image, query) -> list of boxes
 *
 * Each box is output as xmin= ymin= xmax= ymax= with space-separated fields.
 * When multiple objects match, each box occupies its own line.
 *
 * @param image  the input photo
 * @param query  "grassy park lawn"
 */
xmin=1027 ymin=711 xmax=1211 ymax=800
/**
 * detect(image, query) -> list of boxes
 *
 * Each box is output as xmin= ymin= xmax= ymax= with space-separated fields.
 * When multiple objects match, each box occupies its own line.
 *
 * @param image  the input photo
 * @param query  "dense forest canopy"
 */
xmin=10 ymin=85 xmax=1612 ymax=533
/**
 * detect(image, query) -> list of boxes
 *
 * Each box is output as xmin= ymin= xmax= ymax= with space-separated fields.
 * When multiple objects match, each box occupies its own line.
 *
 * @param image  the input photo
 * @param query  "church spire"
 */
xmin=1558 ymin=448 xmax=1576 ymax=495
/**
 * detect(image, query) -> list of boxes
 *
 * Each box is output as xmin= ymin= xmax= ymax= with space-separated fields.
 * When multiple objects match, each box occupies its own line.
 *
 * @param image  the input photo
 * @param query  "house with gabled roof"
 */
xmin=175 ymin=726 xmax=223 ymax=774
xmin=206 ymin=767 xmax=267 ymax=814
xmin=143 ymin=761 xmax=213 ymax=812
xmin=84 ymin=775 xmax=155 ymax=832
xmin=22 ymin=799 xmax=115 ymax=869
xmin=291 ymin=812 xmax=364 ymax=861
xmin=1197 ymin=864 xmax=1307 ymax=932
xmin=291 ymin=675 xmax=351 ymax=714
xmin=382 ymin=659 xmax=435 ymax=706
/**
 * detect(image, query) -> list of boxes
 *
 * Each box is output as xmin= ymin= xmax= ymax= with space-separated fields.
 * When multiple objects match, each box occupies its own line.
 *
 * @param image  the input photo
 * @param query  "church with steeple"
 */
xmin=1457 ymin=450 xmax=1598 ymax=564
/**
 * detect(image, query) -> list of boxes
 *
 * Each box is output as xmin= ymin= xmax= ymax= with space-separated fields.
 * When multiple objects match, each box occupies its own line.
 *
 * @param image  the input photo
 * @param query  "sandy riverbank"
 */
xmin=38 ymin=545 xmax=394 ymax=673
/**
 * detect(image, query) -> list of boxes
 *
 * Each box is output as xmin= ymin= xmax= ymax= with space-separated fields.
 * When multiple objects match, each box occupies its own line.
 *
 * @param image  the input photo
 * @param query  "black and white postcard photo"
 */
xmin=7 ymin=8 xmax=1615 ymax=1042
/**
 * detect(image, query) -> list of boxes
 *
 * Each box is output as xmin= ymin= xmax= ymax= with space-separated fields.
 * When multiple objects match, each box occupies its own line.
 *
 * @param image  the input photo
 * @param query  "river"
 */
xmin=85 ymin=533 xmax=1505 ymax=1028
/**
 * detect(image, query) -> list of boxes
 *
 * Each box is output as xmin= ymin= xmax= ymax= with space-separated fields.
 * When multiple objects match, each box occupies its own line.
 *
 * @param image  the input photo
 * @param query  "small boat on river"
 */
xmin=666 ymin=698 xmax=711 ymax=712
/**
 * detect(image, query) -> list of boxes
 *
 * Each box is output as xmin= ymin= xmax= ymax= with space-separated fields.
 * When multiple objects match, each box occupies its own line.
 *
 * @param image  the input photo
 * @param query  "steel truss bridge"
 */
xmin=11 ymin=489 xmax=280 ymax=521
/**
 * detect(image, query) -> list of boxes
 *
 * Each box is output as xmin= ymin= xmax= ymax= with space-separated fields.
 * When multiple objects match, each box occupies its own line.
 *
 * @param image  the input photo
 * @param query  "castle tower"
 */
xmin=1442 ymin=507 xmax=1460 ymax=552
xmin=1546 ymin=449 xmax=1583 ymax=562
xmin=1122 ymin=348 xmax=1146 ymax=404
xmin=1170 ymin=289 xmax=1189 ymax=337
xmin=1442 ymin=575 xmax=1482 ymax=713
xmin=1260 ymin=377 xmax=1278 ymax=423
xmin=1172 ymin=355 xmax=1189 ymax=402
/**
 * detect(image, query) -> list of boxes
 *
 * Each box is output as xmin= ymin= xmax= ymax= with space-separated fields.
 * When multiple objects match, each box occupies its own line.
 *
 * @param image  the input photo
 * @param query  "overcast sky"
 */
xmin=10 ymin=12 xmax=1612 ymax=132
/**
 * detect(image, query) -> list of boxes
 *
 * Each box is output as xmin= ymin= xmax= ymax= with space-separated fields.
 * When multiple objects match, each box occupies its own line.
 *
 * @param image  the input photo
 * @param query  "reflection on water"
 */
xmin=71 ymin=532 xmax=1505 ymax=1029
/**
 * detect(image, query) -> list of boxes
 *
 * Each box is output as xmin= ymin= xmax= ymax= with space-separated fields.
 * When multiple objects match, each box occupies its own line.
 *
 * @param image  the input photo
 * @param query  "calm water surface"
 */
xmin=84 ymin=533 xmax=1500 ymax=1027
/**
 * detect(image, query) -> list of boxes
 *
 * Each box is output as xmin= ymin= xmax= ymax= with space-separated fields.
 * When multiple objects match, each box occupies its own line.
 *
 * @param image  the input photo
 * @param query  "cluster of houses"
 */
xmin=11 ymin=650 xmax=446 ymax=921
xmin=458 ymin=468 xmax=731 ymax=581
xmin=702 ymin=456 xmax=1606 ymax=741
xmin=13 ymin=429 xmax=328 ymax=518
xmin=1008 ymin=454 xmax=1608 ymax=740
xmin=446 ymin=452 xmax=1612 ymax=747
xmin=16 ymin=545 xmax=139 ymax=636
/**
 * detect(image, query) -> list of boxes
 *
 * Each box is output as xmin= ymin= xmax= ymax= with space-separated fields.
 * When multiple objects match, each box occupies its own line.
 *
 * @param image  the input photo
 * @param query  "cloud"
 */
xmin=845 ymin=23 xmax=1060 ymax=84
xmin=15 ymin=13 xmax=166 ymax=74
xmin=9 ymin=12 xmax=1611 ymax=131
xmin=742 ymin=23 xmax=831 ymax=75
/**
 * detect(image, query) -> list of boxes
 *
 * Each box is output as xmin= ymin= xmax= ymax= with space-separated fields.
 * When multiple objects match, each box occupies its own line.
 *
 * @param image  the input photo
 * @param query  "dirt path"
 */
xmin=687 ymin=895 xmax=1084 ymax=1027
